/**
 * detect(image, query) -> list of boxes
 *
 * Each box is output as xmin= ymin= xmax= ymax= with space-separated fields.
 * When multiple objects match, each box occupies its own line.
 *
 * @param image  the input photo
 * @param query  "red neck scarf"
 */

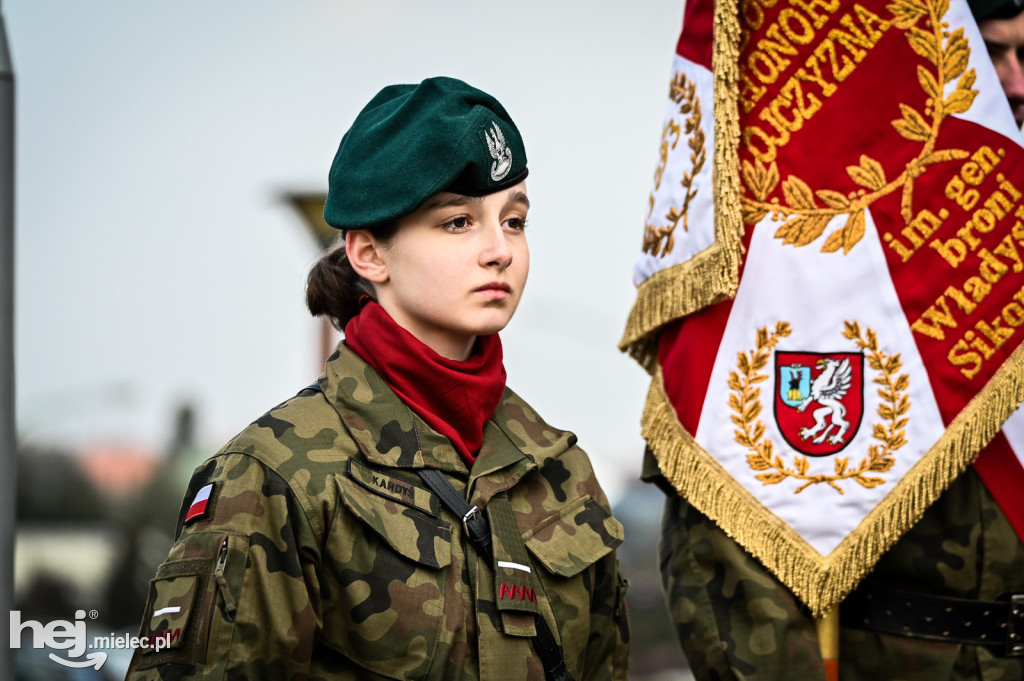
xmin=344 ymin=301 xmax=507 ymax=464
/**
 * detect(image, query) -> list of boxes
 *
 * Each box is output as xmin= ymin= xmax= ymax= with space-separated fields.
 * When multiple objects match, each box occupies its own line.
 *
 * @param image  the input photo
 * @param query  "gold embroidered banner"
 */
xmin=623 ymin=0 xmax=1024 ymax=616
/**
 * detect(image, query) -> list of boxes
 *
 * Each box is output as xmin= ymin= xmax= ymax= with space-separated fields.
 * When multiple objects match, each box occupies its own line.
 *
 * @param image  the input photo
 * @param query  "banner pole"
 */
xmin=815 ymin=607 xmax=840 ymax=681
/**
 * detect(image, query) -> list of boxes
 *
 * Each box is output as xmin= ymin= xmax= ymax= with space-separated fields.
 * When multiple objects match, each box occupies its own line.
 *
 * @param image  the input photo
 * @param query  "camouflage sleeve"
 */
xmin=581 ymin=551 xmax=631 ymax=681
xmin=645 ymin=450 xmax=826 ymax=681
xmin=559 ymin=447 xmax=631 ymax=681
xmin=658 ymin=492 xmax=828 ymax=681
xmin=124 ymin=451 xmax=323 ymax=681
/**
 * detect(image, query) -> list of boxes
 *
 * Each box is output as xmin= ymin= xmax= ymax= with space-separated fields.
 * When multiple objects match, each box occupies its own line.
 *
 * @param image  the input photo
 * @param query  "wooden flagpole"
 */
xmin=815 ymin=607 xmax=840 ymax=681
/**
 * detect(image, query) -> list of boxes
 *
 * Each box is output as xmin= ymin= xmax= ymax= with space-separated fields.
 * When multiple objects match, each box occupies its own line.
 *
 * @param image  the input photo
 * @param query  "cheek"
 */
xmin=995 ymin=54 xmax=1017 ymax=80
xmin=516 ymin=243 xmax=530 ymax=280
xmin=387 ymin=259 xmax=445 ymax=301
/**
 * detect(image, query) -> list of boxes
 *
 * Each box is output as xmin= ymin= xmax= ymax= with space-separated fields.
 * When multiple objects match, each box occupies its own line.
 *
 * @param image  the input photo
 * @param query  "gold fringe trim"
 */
xmin=619 ymin=245 xmax=735 ymax=372
xmin=619 ymin=0 xmax=745 ymax=370
xmin=644 ymin=341 xmax=1024 ymax=617
xmin=709 ymin=0 xmax=744 ymax=310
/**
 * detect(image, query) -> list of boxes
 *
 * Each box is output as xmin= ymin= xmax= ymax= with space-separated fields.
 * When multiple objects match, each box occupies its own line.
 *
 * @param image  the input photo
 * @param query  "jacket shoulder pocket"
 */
xmin=132 ymin=531 xmax=249 ymax=670
xmin=523 ymin=495 xmax=624 ymax=577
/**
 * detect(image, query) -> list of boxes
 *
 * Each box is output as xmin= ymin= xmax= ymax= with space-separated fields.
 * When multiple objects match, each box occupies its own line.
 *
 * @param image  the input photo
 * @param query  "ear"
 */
xmin=345 ymin=230 xmax=389 ymax=283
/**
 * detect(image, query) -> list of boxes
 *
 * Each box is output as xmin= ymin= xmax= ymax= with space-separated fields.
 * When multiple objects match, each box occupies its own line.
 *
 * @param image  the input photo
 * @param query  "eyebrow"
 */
xmin=423 ymin=193 xmax=477 ymax=210
xmin=423 ymin=190 xmax=530 ymax=211
xmin=507 ymin=190 xmax=531 ymax=210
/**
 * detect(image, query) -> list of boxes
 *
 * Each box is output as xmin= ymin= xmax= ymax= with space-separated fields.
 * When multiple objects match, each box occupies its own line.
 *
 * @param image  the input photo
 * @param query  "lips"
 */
xmin=475 ymin=282 xmax=511 ymax=293
xmin=475 ymin=282 xmax=512 ymax=300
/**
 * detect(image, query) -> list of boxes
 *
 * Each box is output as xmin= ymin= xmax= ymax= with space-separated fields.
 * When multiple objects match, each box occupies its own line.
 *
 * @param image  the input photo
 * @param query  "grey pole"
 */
xmin=0 ymin=1 xmax=14 ymax=679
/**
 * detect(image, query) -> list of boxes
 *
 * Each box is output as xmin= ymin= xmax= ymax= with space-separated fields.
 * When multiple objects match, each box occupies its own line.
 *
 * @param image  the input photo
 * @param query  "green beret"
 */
xmin=969 ymin=0 xmax=1024 ymax=21
xmin=323 ymin=76 xmax=528 ymax=231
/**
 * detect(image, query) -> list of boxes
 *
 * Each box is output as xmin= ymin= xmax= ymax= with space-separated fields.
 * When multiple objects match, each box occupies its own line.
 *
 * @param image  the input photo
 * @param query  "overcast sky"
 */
xmin=6 ymin=1 xmax=683 ymax=501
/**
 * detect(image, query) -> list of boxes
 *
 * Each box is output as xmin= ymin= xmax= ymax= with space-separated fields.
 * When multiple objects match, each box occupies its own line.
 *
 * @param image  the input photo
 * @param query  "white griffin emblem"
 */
xmin=796 ymin=357 xmax=853 ymax=445
xmin=485 ymin=121 xmax=512 ymax=181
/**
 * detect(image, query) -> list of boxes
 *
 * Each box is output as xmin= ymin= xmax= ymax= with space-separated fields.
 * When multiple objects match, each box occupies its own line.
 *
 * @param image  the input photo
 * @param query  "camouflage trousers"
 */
xmin=657 ymin=469 xmax=1024 ymax=681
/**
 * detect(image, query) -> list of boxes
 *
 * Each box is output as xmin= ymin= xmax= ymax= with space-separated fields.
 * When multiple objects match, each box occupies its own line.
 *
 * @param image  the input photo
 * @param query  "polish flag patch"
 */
xmin=183 ymin=483 xmax=215 ymax=524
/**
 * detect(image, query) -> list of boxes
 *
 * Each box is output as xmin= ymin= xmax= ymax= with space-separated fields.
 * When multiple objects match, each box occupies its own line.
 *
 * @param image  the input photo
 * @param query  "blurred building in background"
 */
xmin=14 ymin=403 xmax=206 ymax=680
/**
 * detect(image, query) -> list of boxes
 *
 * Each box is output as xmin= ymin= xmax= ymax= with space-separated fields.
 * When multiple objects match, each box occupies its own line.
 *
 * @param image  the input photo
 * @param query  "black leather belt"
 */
xmin=841 ymin=586 xmax=1024 ymax=657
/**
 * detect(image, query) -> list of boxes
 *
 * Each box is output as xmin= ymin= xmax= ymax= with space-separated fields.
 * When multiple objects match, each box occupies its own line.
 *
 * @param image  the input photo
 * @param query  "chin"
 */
xmin=473 ymin=323 xmax=510 ymax=337
xmin=469 ymin=317 xmax=513 ymax=337
xmin=468 ymin=309 xmax=516 ymax=335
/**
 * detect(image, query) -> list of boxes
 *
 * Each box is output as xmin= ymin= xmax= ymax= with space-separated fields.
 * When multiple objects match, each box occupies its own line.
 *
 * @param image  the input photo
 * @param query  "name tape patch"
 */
xmin=347 ymin=459 xmax=439 ymax=516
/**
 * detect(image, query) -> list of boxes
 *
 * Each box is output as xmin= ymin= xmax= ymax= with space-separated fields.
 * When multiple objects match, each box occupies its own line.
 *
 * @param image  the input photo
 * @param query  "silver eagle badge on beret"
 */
xmin=485 ymin=121 xmax=513 ymax=182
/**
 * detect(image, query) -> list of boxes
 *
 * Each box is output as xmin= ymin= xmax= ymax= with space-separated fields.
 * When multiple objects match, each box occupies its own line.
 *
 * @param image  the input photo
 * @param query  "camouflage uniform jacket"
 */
xmin=126 ymin=344 xmax=630 ymax=681
xmin=645 ymin=452 xmax=1024 ymax=681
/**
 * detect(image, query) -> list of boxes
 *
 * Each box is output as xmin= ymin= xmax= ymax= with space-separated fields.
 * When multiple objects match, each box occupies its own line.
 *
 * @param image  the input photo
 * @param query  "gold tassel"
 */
xmin=618 ymin=245 xmax=735 ymax=371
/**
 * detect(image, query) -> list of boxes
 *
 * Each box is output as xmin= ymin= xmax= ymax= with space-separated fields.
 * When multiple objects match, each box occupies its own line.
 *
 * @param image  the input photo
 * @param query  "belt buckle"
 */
xmin=1008 ymin=594 xmax=1024 ymax=657
xmin=462 ymin=505 xmax=480 ymax=536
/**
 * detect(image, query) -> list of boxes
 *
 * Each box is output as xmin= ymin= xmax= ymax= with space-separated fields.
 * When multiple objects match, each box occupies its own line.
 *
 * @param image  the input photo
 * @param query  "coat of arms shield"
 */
xmin=774 ymin=351 xmax=864 ymax=457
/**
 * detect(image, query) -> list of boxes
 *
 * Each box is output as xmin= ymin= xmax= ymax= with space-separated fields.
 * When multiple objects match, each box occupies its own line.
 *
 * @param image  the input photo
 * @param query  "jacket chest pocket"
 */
xmin=323 ymin=468 xmax=453 ymax=680
xmin=522 ymin=495 xmax=625 ymax=662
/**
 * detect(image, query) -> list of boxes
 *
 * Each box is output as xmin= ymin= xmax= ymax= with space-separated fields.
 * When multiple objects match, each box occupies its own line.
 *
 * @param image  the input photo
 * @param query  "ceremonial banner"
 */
xmin=622 ymin=0 xmax=1024 ymax=616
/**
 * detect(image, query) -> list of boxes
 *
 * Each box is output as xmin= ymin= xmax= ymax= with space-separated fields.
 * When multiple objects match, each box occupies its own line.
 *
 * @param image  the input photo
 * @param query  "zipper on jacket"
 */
xmin=213 ymin=537 xmax=237 ymax=621
xmin=215 ymin=537 xmax=229 ymax=574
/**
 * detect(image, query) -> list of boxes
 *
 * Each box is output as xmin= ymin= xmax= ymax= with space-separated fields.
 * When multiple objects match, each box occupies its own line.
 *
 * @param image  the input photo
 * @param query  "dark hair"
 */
xmin=305 ymin=224 xmax=400 ymax=330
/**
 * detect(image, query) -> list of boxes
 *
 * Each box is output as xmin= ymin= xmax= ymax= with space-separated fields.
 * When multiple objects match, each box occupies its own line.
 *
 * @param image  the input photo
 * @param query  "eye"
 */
xmin=441 ymin=215 xmax=471 ymax=232
xmin=503 ymin=216 xmax=528 ymax=232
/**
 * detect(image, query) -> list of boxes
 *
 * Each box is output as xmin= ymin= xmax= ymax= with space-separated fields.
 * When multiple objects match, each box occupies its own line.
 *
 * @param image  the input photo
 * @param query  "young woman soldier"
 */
xmin=125 ymin=76 xmax=631 ymax=681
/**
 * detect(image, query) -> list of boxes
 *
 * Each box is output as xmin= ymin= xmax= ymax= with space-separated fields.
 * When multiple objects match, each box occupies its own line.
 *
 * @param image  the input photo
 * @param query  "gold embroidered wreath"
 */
xmin=729 ymin=321 xmax=909 ymax=493
xmin=643 ymin=71 xmax=707 ymax=258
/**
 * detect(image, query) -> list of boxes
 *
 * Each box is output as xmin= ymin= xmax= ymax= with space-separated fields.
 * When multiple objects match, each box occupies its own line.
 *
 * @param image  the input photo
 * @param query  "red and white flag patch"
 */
xmin=183 ymin=483 xmax=215 ymax=524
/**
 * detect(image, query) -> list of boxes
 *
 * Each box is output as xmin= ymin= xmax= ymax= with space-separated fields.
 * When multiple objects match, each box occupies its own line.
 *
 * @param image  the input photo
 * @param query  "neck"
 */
xmin=425 ymin=334 xmax=476 ymax=362
xmin=379 ymin=305 xmax=476 ymax=360
xmin=342 ymin=301 xmax=507 ymax=463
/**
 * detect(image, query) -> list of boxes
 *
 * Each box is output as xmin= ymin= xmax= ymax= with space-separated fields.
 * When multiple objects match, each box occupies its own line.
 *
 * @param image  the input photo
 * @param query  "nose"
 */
xmin=997 ymin=51 xmax=1024 ymax=125
xmin=480 ymin=221 xmax=513 ymax=270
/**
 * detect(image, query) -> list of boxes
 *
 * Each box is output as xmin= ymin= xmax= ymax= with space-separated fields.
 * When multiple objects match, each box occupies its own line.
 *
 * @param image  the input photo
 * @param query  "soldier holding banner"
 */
xmin=623 ymin=0 xmax=1024 ymax=677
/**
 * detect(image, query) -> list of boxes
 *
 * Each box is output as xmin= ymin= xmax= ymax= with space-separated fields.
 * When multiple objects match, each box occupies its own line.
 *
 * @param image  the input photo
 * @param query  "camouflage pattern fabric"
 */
xmin=125 ymin=344 xmax=630 ymax=681
xmin=645 ymin=451 xmax=1024 ymax=681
